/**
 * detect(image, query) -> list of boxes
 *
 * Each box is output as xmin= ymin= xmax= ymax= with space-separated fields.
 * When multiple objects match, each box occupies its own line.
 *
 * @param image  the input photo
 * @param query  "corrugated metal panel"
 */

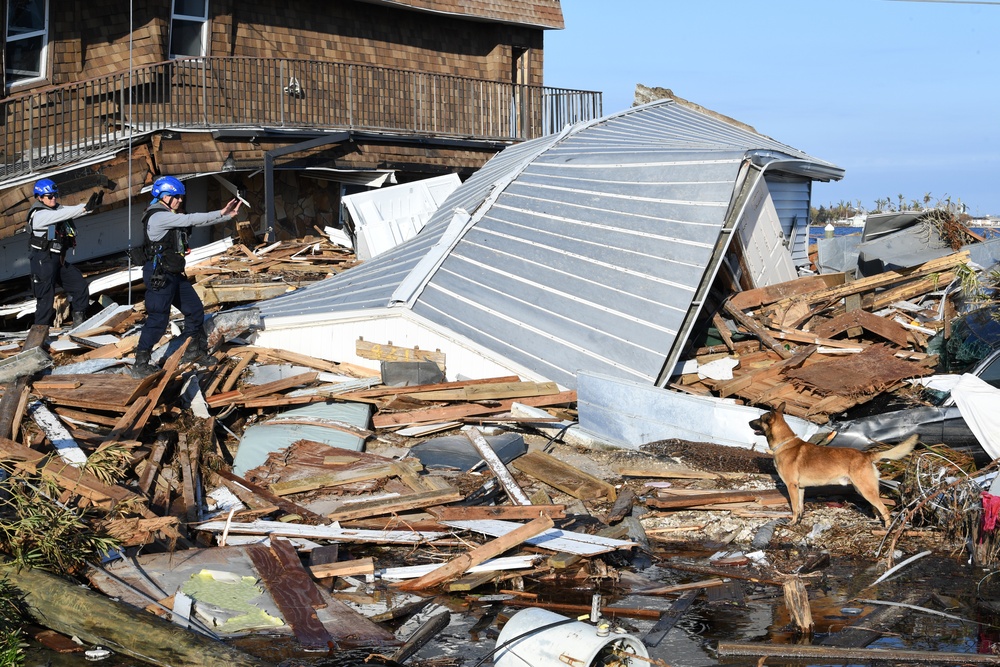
xmin=258 ymin=99 xmax=842 ymax=389
xmin=260 ymin=135 xmax=558 ymax=317
xmin=764 ymin=176 xmax=812 ymax=266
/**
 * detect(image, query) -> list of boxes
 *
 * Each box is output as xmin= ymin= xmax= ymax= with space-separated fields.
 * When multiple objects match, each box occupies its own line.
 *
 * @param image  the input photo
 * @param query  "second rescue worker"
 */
xmin=132 ymin=176 xmax=241 ymax=378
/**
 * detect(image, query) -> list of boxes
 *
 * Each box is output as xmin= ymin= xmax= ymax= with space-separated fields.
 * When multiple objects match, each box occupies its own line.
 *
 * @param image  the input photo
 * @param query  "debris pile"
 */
xmin=1 ymin=222 xmax=1000 ymax=666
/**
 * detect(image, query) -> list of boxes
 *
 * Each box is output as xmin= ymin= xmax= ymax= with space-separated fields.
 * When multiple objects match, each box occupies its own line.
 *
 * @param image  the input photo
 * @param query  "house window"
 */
xmin=5 ymin=0 xmax=48 ymax=87
xmin=169 ymin=0 xmax=208 ymax=59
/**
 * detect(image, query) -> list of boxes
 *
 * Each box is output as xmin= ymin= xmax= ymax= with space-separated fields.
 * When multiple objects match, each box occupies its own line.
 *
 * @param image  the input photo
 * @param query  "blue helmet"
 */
xmin=151 ymin=176 xmax=186 ymax=200
xmin=33 ymin=179 xmax=59 ymax=197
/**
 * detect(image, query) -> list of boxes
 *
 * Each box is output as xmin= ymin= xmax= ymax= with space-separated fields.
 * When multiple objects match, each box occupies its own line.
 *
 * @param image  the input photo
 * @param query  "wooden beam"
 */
xmin=510 ymin=450 xmax=616 ymax=502
xmin=395 ymin=513 xmax=554 ymax=591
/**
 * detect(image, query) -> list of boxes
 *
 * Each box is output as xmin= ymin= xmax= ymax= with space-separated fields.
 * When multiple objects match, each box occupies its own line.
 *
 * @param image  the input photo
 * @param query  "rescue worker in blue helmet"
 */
xmin=132 ymin=176 xmax=241 ymax=378
xmin=27 ymin=178 xmax=103 ymax=327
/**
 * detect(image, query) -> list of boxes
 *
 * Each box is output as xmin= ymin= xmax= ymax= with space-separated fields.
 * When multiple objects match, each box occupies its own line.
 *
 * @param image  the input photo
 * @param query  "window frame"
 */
xmin=168 ymin=0 xmax=210 ymax=60
xmin=4 ymin=0 xmax=50 ymax=89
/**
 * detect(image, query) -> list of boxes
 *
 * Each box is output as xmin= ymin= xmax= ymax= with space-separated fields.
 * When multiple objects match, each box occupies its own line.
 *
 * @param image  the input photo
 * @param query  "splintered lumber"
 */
xmin=206 ymin=371 xmax=319 ymax=407
xmin=246 ymin=346 xmax=380 ymax=378
xmin=268 ymin=460 xmax=410 ymax=496
xmin=31 ymin=372 xmax=161 ymax=412
xmin=355 ymin=339 xmax=446 ymax=369
xmin=646 ymin=489 xmax=788 ymax=510
xmin=465 ymin=427 xmax=531 ymax=505
xmin=723 ymin=298 xmax=793 ymax=359
xmin=1 ymin=564 xmax=265 ymax=667
xmin=812 ymin=309 xmax=910 ymax=347
xmin=309 ymin=557 xmax=375 ymax=579
xmin=339 ymin=375 xmax=520 ymax=400
xmin=194 ymin=282 xmax=294 ymax=307
xmin=509 ymin=450 xmax=616 ymax=502
xmin=247 ymin=540 xmax=332 ymax=651
xmin=783 ymin=576 xmax=814 ymax=635
xmin=214 ymin=469 xmax=331 ymax=524
xmin=443 ymin=519 xmax=636 ymax=556
xmin=727 ymin=273 xmax=847 ymax=311
xmin=404 ymin=381 xmax=559 ymax=402
xmin=0 ymin=324 xmax=48 ymax=439
xmin=716 ymin=642 xmax=1000 ymax=664
xmin=27 ymin=401 xmax=87 ymax=466
xmin=138 ymin=431 xmax=174 ymax=494
xmin=0 ymin=436 xmax=141 ymax=509
xmin=427 ymin=505 xmax=566 ymax=521
xmin=325 ymin=488 xmax=464 ymax=522
xmin=395 ymin=513 xmax=555 ymax=591
xmin=372 ymin=391 xmax=577 ymax=428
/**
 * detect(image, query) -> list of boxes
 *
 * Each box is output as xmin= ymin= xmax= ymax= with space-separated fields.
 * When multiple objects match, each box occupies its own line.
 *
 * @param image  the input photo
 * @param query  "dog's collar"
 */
xmin=769 ymin=435 xmax=798 ymax=454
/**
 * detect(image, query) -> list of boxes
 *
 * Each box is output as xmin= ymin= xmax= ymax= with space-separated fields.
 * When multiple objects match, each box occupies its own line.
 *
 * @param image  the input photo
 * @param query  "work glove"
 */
xmin=84 ymin=190 xmax=105 ymax=212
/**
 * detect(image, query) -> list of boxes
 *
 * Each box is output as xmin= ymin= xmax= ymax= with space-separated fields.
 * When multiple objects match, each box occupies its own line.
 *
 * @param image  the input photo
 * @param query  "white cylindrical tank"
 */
xmin=494 ymin=608 xmax=650 ymax=667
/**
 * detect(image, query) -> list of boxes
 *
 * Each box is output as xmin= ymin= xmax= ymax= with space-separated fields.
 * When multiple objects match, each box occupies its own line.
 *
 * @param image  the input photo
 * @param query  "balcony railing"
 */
xmin=0 ymin=57 xmax=603 ymax=185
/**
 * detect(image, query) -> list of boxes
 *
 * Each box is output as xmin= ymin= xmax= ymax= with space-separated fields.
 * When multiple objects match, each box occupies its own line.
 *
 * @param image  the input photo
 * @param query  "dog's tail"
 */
xmin=870 ymin=434 xmax=919 ymax=462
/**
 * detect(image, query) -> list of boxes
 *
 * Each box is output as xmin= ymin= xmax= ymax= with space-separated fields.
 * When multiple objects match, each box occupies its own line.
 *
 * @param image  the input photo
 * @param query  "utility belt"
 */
xmin=29 ymin=220 xmax=76 ymax=254
xmin=29 ymin=232 xmax=67 ymax=254
xmin=147 ymin=243 xmax=188 ymax=274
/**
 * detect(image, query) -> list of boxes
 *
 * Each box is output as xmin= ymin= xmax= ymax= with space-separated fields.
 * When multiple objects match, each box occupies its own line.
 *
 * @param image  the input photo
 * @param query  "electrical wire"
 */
xmin=471 ymin=616 xmax=577 ymax=667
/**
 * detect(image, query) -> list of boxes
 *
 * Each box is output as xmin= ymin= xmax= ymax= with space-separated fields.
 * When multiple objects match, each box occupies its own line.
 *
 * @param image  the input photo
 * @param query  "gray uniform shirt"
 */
xmin=146 ymin=208 xmax=233 ymax=242
xmin=30 ymin=203 xmax=89 ymax=235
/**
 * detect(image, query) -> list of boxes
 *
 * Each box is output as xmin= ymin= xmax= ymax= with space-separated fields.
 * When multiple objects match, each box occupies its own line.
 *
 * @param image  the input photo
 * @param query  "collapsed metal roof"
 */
xmin=257 ymin=99 xmax=843 ymax=389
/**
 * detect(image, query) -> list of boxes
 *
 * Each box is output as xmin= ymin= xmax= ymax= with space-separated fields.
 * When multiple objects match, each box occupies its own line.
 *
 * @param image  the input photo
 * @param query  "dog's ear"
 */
xmin=775 ymin=401 xmax=786 ymax=414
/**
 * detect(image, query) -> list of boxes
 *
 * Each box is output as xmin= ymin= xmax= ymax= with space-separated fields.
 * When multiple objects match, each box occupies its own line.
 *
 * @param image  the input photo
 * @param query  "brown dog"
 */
xmin=749 ymin=403 xmax=917 ymax=526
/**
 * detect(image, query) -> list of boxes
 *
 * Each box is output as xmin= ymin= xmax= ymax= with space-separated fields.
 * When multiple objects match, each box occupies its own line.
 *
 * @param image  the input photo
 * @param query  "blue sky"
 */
xmin=544 ymin=0 xmax=1000 ymax=217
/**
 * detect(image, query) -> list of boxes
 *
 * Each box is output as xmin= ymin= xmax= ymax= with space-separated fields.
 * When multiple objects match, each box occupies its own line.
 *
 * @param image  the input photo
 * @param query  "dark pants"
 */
xmin=137 ymin=263 xmax=205 ymax=352
xmin=29 ymin=249 xmax=89 ymax=326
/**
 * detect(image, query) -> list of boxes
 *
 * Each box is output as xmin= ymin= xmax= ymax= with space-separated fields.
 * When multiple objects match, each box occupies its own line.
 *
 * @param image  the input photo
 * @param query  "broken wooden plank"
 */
xmin=0 ymin=325 xmax=51 ymax=439
xmin=195 ymin=519 xmax=449 ymax=544
xmin=372 ymin=391 xmax=577 ymax=428
xmin=426 ymin=505 xmax=566 ymax=521
xmin=404 ymin=381 xmax=559 ymax=402
xmin=716 ymin=641 xmax=999 ymax=664
xmin=325 ymin=488 xmax=464 ymax=522
xmin=442 ymin=519 xmax=636 ymax=557
xmin=395 ymin=513 xmax=555 ymax=591
xmin=465 ymin=426 xmax=531 ymax=505
xmin=268 ymin=462 xmax=409 ymax=496
xmin=246 ymin=541 xmax=332 ymax=651
xmin=213 ymin=469 xmax=332 ymax=525
xmin=27 ymin=400 xmax=87 ymax=466
xmin=32 ymin=372 xmax=161 ymax=412
xmin=308 ymin=557 xmax=375 ymax=579
xmin=646 ymin=489 xmax=788 ymax=510
xmin=0 ymin=436 xmax=145 ymax=510
xmin=355 ymin=339 xmax=446 ymax=369
xmin=723 ymin=298 xmax=793 ymax=360
xmin=138 ymin=431 xmax=174 ymax=495
xmin=812 ymin=309 xmax=910 ymax=348
xmin=510 ymin=450 xmax=616 ymax=502
xmin=206 ymin=371 xmax=319 ymax=407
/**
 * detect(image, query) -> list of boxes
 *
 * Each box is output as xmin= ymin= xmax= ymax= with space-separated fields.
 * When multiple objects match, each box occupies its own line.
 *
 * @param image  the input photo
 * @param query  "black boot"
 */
xmin=132 ymin=349 xmax=160 ymax=378
xmin=180 ymin=331 xmax=214 ymax=367
xmin=72 ymin=311 xmax=86 ymax=328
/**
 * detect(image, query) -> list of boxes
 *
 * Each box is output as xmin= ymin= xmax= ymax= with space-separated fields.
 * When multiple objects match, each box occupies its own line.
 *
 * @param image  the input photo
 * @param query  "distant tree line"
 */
xmin=811 ymin=193 xmax=969 ymax=224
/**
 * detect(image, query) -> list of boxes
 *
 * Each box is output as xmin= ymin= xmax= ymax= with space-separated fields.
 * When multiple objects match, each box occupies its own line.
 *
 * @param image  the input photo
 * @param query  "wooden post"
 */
xmin=782 ymin=575 xmax=814 ymax=635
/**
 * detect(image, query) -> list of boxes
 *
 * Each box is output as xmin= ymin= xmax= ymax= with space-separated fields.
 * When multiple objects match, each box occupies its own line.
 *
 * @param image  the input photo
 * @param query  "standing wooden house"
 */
xmin=0 ymin=0 xmax=601 ymax=281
